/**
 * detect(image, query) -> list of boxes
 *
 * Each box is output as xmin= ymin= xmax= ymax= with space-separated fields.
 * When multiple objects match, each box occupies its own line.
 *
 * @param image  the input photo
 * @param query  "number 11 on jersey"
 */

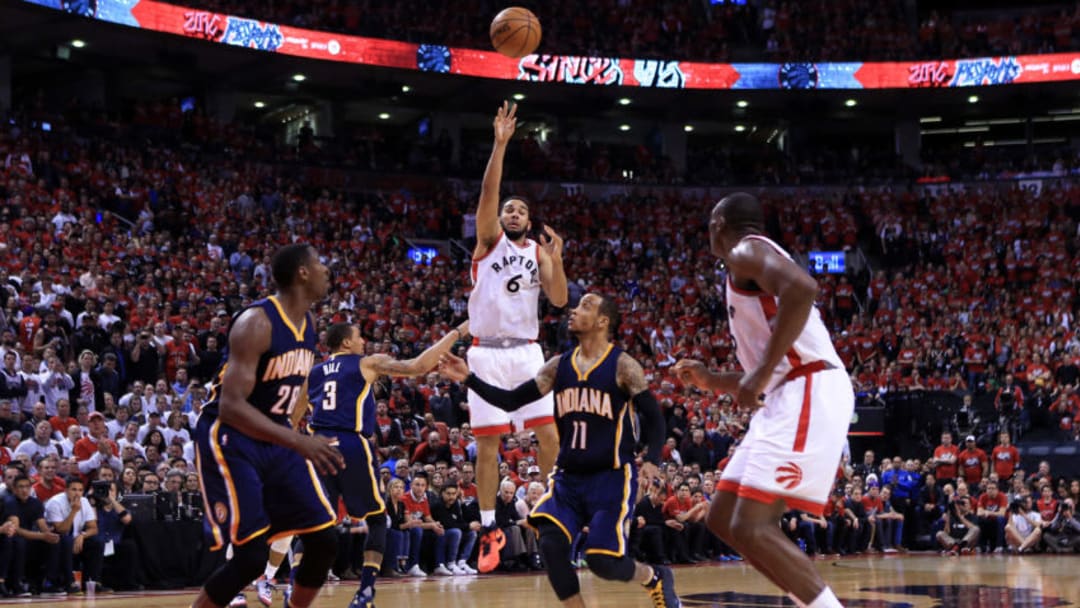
xmin=569 ymin=420 xmax=587 ymax=450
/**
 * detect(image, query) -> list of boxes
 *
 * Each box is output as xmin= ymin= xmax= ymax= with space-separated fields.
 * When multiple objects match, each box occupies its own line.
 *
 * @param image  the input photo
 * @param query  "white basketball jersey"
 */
xmin=725 ymin=235 xmax=843 ymax=392
xmin=468 ymin=232 xmax=541 ymax=339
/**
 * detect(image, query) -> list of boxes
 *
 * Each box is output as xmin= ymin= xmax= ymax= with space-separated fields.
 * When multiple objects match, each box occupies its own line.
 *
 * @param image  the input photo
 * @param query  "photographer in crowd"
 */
xmin=1043 ymin=499 xmax=1080 ymax=553
xmin=89 ymin=478 xmax=142 ymax=590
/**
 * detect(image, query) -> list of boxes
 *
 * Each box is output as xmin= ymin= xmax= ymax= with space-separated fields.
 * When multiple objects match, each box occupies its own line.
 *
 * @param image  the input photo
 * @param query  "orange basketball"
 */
xmin=490 ymin=7 xmax=542 ymax=58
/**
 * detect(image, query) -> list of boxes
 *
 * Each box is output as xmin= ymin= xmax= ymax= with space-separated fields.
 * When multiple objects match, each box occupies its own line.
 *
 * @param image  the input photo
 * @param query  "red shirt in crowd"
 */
xmin=977 ymin=491 xmax=1007 ymax=515
xmin=933 ymin=444 xmax=959 ymax=481
xmin=1037 ymin=496 xmax=1058 ymax=522
xmin=991 ymin=444 xmax=1020 ymax=479
xmin=401 ymin=488 xmax=431 ymax=521
xmin=861 ymin=493 xmax=884 ymax=516
xmin=662 ymin=496 xmax=694 ymax=520
xmin=32 ymin=476 xmax=66 ymax=502
xmin=958 ymin=447 xmax=987 ymax=485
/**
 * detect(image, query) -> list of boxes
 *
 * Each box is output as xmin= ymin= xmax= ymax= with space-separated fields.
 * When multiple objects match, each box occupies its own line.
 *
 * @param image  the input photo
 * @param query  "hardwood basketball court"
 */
xmin=14 ymin=554 xmax=1078 ymax=607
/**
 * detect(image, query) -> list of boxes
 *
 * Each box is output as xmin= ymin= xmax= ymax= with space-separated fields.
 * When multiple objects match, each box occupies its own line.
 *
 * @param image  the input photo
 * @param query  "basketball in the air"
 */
xmin=490 ymin=7 xmax=542 ymax=58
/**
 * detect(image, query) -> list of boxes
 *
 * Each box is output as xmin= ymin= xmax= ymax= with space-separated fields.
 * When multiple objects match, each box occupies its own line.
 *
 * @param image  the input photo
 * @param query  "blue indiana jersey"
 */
xmin=307 ymin=353 xmax=375 ymax=436
xmin=201 ymin=297 xmax=317 ymax=427
xmin=553 ymin=344 xmax=639 ymax=474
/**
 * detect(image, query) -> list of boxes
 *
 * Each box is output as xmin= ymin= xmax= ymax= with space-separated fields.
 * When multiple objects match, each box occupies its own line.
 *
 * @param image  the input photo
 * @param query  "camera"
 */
xmin=88 ymin=480 xmax=112 ymax=508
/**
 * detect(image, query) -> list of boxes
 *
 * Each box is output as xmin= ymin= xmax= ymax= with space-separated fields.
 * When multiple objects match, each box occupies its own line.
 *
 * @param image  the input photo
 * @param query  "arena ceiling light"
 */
xmin=253 ymin=101 xmax=266 ymax=109
xmin=291 ymin=73 xmax=307 ymax=82
xmin=401 ymin=85 xmax=411 ymax=93
xmin=968 ymin=95 xmax=979 ymax=103
xmin=617 ymin=97 xmax=632 ymax=106
xmin=683 ymin=124 xmax=694 ymax=132
xmin=618 ymin=124 xmax=631 ymax=131
xmin=734 ymin=125 xmax=746 ymax=132
xmin=71 ymin=39 xmax=87 ymax=48
xmin=736 ymin=100 xmax=749 ymax=108
xmin=378 ymin=112 xmax=391 ymax=120
xmin=512 ymin=93 xmax=525 ymax=101
xmin=919 ymin=116 xmax=942 ymax=123
xmin=844 ymin=99 xmax=857 ymax=107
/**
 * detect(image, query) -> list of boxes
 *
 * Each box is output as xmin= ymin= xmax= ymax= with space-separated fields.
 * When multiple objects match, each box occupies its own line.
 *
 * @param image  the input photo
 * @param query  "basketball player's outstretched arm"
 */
xmin=727 ymin=239 xmax=819 ymax=403
xmin=616 ymin=353 xmax=666 ymax=480
xmin=437 ymin=351 xmax=558 ymax=410
xmin=218 ymin=308 xmax=344 ymax=475
xmin=475 ymin=101 xmax=517 ymax=255
xmin=361 ymin=321 xmax=470 ymax=381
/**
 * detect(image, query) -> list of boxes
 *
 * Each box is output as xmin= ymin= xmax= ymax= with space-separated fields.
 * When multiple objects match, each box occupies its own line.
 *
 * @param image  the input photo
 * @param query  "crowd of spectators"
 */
xmin=177 ymin=0 xmax=1080 ymax=62
xmin=772 ymin=437 xmax=1080 ymax=557
xmin=0 ymin=94 xmax=1077 ymax=595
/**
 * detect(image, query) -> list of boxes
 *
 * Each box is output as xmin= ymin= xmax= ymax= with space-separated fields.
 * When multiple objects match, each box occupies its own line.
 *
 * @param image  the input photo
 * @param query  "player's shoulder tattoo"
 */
xmin=616 ymin=352 xmax=649 ymax=397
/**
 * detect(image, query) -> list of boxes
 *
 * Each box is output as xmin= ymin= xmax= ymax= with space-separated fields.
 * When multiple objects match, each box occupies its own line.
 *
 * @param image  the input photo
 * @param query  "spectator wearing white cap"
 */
xmin=515 ymin=465 xmax=544 ymax=501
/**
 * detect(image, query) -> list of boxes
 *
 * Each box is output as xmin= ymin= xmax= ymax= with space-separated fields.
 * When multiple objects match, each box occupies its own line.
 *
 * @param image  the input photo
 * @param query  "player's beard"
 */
xmin=504 ymin=227 xmax=527 ymax=241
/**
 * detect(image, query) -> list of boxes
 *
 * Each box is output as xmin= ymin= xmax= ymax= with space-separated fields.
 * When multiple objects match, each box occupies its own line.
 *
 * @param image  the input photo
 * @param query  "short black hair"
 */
xmin=12 ymin=474 xmax=30 ymax=487
xmin=271 ymin=244 xmax=315 ymax=288
xmin=66 ymin=477 xmax=85 ymax=488
xmin=596 ymin=294 xmax=620 ymax=338
xmin=499 ymin=196 xmax=531 ymax=214
xmin=326 ymin=323 xmax=355 ymax=350
xmin=715 ymin=192 xmax=765 ymax=233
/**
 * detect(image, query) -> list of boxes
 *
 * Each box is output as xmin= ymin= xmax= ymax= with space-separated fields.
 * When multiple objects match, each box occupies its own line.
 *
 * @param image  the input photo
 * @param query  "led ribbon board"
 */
xmin=28 ymin=0 xmax=1080 ymax=89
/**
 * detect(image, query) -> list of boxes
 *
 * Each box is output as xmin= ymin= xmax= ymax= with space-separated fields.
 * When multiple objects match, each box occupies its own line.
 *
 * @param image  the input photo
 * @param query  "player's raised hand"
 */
xmin=493 ymin=100 xmax=517 ymax=144
xmin=538 ymin=225 xmax=563 ymax=259
xmin=296 ymin=434 xmax=346 ymax=475
xmin=438 ymin=353 xmax=470 ymax=382
xmin=673 ymin=359 xmax=709 ymax=389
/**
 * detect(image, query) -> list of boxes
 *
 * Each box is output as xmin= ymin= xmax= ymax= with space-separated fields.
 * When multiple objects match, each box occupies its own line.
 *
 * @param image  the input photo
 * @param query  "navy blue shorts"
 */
xmin=313 ymin=429 xmax=386 ymax=520
xmin=195 ymin=416 xmax=337 ymax=550
xmin=528 ymin=464 xmax=637 ymax=557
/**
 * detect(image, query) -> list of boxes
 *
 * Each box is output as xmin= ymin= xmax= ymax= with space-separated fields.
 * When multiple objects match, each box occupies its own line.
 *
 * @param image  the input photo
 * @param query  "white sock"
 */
xmin=789 ymin=592 xmax=809 ymax=608
xmin=264 ymin=562 xmax=279 ymax=580
xmin=807 ymin=586 xmax=843 ymax=608
xmin=481 ymin=509 xmax=495 ymax=527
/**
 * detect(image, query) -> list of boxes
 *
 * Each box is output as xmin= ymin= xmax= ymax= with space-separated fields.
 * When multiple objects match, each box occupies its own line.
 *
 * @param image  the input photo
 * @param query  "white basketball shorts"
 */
xmin=718 ymin=367 xmax=854 ymax=516
xmin=466 ymin=342 xmax=555 ymax=436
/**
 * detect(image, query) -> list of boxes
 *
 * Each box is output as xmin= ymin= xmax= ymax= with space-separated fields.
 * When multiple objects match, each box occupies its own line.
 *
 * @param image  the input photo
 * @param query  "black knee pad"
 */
xmin=294 ymin=528 xmax=339 ymax=589
xmin=363 ymin=512 xmax=388 ymax=555
xmin=206 ymin=541 xmax=270 ymax=606
xmin=587 ymin=553 xmax=636 ymax=582
xmin=538 ymin=524 xmax=580 ymax=601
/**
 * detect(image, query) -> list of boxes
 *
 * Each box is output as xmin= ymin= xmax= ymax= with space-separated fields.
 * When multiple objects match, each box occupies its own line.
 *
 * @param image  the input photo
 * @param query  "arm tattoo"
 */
xmin=368 ymin=355 xmax=416 ymax=378
xmin=534 ymin=356 xmax=560 ymax=394
xmin=616 ymin=353 xmax=649 ymax=397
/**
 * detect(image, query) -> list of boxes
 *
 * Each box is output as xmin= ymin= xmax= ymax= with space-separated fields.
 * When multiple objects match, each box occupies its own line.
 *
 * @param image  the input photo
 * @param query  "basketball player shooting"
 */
xmin=440 ymin=293 xmax=680 ymax=608
xmin=467 ymin=100 xmax=568 ymax=572
xmin=674 ymin=194 xmax=854 ymax=608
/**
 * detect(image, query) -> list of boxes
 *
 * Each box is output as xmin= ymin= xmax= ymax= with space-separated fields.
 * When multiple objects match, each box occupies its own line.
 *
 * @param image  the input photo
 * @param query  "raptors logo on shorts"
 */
xmin=775 ymin=462 xmax=803 ymax=491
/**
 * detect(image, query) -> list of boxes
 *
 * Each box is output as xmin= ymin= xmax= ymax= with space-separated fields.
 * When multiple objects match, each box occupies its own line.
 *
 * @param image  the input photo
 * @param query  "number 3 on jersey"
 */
xmin=270 ymin=385 xmax=302 ymax=416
